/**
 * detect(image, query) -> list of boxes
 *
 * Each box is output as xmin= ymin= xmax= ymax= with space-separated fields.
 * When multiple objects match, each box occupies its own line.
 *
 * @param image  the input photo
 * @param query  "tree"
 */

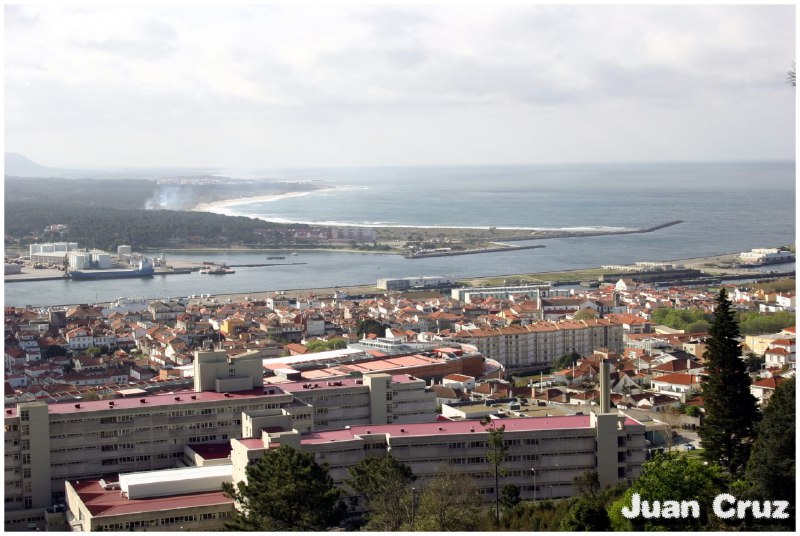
xmin=560 ymin=497 xmax=611 ymax=531
xmin=222 ymin=445 xmax=345 ymax=531
xmin=482 ymin=417 xmax=508 ymax=527
xmin=416 ymin=463 xmax=484 ymax=531
xmin=684 ymin=405 xmax=700 ymax=417
xmin=608 ymin=452 xmax=727 ymax=531
xmin=347 ymin=454 xmax=415 ymax=531
xmin=744 ymin=352 xmax=764 ymax=374
xmin=746 ymin=377 xmax=795 ymax=503
xmin=499 ymin=484 xmax=521 ymax=510
xmin=44 ymin=344 xmax=68 ymax=359
xmin=698 ymin=289 xmax=760 ymax=474
xmin=551 ymin=351 xmax=580 ymax=371
xmin=357 ymin=318 xmax=385 ymax=338
xmin=573 ymin=308 xmax=598 ymax=321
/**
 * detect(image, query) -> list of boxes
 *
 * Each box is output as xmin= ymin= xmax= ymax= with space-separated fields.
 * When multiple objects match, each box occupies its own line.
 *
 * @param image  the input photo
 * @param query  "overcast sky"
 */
xmin=4 ymin=4 xmax=796 ymax=169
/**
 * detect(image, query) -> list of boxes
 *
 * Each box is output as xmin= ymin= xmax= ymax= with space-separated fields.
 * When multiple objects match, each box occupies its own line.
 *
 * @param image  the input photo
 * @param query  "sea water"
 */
xmin=5 ymin=161 xmax=795 ymax=307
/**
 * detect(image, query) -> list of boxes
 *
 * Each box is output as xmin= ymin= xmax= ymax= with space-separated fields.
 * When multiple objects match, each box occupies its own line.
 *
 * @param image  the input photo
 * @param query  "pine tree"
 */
xmin=483 ymin=418 xmax=508 ymax=528
xmin=698 ymin=289 xmax=760 ymax=474
xmin=222 ymin=445 xmax=345 ymax=531
xmin=347 ymin=454 xmax=415 ymax=531
xmin=746 ymin=377 xmax=795 ymax=502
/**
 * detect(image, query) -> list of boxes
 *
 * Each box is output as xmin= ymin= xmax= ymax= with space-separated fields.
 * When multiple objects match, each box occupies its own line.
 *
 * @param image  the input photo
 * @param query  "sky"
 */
xmin=4 ymin=3 xmax=797 ymax=169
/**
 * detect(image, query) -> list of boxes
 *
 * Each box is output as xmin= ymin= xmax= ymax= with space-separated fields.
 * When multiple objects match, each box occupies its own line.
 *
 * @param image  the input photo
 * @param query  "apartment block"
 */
xmin=3 ymin=348 xmax=435 ymax=531
xmin=453 ymin=319 xmax=623 ymax=372
xmin=231 ymin=412 xmax=646 ymax=508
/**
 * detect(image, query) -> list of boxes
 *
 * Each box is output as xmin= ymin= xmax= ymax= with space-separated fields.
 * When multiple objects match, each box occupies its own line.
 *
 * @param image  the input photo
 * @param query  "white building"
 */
xmin=739 ymin=248 xmax=794 ymax=265
xmin=377 ymin=275 xmax=454 ymax=290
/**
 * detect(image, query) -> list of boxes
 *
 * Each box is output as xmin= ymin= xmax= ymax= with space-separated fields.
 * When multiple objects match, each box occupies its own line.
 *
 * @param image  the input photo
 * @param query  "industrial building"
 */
xmin=377 ymin=275 xmax=454 ymax=290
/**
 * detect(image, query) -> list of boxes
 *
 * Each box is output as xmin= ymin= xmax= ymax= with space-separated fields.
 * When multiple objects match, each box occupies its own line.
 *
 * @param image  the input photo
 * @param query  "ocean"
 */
xmin=5 ymin=161 xmax=795 ymax=307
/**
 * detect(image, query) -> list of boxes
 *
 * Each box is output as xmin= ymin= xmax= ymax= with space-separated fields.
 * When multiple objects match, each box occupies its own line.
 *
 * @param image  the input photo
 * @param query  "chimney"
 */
xmin=599 ymin=360 xmax=611 ymax=413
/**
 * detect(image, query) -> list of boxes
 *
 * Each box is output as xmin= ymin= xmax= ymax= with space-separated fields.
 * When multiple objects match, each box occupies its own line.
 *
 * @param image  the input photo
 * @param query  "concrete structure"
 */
xmin=117 ymin=245 xmax=133 ymax=257
xmin=3 ymin=347 xmax=440 ymax=531
xmin=453 ymin=319 xmax=623 ymax=372
xmin=28 ymin=242 xmax=79 ymax=264
xmin=739 ymin=247 xmax=794 ymax=265
xmin=451 ymin=284 xmax=570 ymax=303
xmin=193 ymin=348 xmax=263 ymax=393
xmin=331 ymin=226 xmax=377 ymax=243
xmin=65 ymin=469 xmax=234 ymax=532
xmin=377 ymin=275 xmax=454 ymax=291
xmin=232 ymin=412 xmax=646 ymax=505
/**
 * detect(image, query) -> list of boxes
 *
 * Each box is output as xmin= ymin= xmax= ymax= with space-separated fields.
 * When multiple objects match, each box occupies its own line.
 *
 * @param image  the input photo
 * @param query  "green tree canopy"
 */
xmin=651 ymin=307 xmax=713 ymax=331
xmin=573 ymin=308 xmax=598 ymax=321
xmin=608 ymin=452 xmax=727 ymax=531
xmin=551 ymin=351 xmax=581 ymax=371
xmin=560 ymin=496 xmax=611 ymax=531
xmin=736 ymin=310 xmax=795 ymax=335
xmin=746 ymin=377 xmax=795 ymax=503
xmin=357 ymin=318 xmax=386 ymax=338
xmin=415 ymin=463 xmax=484 ymax=531
xmin=499 ymin=484 xmax=521 ymax=510
xmin=347 ymin=454 xmax=415 ymax=531
xmin=304 ymin=338 xmax=347 ymax=353
xmin=698 ymin=289 xmax=760 ymax=474
xmin=222 ymin=445 xmax=345 ymax=531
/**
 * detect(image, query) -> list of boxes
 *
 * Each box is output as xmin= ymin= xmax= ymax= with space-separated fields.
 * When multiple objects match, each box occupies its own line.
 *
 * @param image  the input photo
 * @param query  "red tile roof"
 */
xmin=296 ymin=414 xmax=643 ymax=445
xmin=69 ymin=480 xmax=232 ymax=518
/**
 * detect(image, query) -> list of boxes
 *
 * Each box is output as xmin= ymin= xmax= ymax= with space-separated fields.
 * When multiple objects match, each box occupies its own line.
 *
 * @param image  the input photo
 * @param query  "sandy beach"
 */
xmin=191 ymin=190 xmax=329 ymax=215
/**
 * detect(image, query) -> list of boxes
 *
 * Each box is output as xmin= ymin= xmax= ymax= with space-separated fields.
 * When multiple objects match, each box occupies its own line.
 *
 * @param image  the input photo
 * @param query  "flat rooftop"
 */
xmin=272 ymin=373 xmax=423 ymax=392
xmin=69 ymin=480 xmax=232 ymax=518
xmin=295 ymin=414 xmax=641 ymax=445
xmin=5 ymin=387 xmax=289 ymax=418
xmin=450 ymin=402 xmax=572 ymax=418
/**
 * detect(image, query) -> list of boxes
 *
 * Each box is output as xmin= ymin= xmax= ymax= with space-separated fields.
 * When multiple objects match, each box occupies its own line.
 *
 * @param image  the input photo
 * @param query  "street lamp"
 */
xmin=531 ymin=468 xmax=536 ymax=502
xmin=411 ymin=487 xmax=416 ymax=529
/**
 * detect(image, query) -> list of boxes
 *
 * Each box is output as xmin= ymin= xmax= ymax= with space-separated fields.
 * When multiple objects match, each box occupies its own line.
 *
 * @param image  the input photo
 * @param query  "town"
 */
xmin=4 ymin=267 xmax=795 ymax=530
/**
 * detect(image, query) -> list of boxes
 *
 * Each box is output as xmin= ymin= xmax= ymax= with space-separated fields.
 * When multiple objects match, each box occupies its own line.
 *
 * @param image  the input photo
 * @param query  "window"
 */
xmin=21 ymin=440 xmax=30 ymax=450
xmin=22 ymin=454 xmax=31 ymax=465
xmin=20 ymin=410 xmax=29 ymax=422
xmin=23 ymin=468 xmax=31 ymax=479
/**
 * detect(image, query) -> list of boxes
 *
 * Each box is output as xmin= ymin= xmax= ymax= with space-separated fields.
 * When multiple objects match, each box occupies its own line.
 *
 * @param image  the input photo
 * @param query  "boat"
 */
xmin=69 ymin=259 xmax=155 ymax=280
xmin=267 ymin=256 xmax=286 ymax=260
xmin=290 ymin=252 xmax=299 ymax=256
xmin=199 ymin=264 xmax=235 ymax=275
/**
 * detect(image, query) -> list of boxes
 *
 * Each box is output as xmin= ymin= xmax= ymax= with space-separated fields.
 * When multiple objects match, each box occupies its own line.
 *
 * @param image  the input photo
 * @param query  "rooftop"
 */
xmin=69 ymin=479 xmax=232 ymax=518
xmin=5 ymin=387 xmax=288 ymax=418
xmin=297 ymin=414 xmax=642 ymax=445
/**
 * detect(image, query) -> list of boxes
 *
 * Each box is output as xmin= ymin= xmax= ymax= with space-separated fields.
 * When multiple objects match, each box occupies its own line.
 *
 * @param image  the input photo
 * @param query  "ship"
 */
xmin=69 ymin=259 xmax=155 ymax=280
xmin=199 ymin=264 xmax=235 ymax=275
xmin=267 ymin=256 xmax=286 ymax=260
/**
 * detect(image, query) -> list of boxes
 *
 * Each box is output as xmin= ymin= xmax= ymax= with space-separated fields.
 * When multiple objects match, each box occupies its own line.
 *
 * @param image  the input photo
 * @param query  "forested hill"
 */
xmin=4 ymin=201 xmax=305 ymax=249
xmin=4 ymin=177 xmax=315 ymax=250
xmin=5 ymin=177 xmax=157 ymax=209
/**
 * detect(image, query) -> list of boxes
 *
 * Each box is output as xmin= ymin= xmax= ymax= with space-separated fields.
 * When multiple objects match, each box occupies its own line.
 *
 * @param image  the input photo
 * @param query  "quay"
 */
xmin=406 ymin=244 xmax=545 ymax=259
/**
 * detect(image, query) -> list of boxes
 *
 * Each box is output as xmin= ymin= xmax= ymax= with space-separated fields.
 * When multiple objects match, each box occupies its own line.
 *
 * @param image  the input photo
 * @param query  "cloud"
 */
xmin=4 ymin=4 xmax=795 ymax=168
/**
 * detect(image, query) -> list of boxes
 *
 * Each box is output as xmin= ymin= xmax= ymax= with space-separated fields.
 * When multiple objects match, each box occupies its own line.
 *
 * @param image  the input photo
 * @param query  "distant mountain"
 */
xmin=4 ymin=153 xmax=67 ymax=178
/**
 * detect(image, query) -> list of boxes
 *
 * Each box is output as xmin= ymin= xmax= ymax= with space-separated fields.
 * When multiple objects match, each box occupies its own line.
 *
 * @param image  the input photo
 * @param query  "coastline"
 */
xmin=204 ymin=251 xmax=794 ymax=303
xmin=190 ymin=190 xmax=333 ymax=214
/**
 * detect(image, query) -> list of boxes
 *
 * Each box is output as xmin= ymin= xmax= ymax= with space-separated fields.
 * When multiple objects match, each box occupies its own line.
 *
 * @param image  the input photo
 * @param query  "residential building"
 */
xmin=452 ymin=319 xmax=623 ymax=372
